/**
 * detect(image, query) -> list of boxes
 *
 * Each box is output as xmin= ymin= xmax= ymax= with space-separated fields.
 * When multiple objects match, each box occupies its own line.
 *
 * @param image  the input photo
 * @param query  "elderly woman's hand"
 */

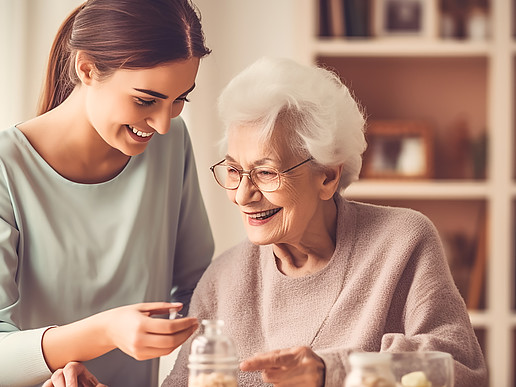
xmin=240 ymin=346 xmax=325 ymax=387
xmin=42 ymin=362 xmax=107 ymax=387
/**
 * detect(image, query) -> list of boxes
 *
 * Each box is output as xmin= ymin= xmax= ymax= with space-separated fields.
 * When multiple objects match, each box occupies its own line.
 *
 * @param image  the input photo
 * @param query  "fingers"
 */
xmin=45 ymin=362 xmax=93 ymax=387
xmin=62 ymin=361 xmax=84 ymax=387
xmin=48 ymin=368 xmax=67 ymax=387
xmin=145 ymin=316 xmax=198 ymax=335
xmin=106 ymin=303 xmax=198 ymax=361
xmin=134 ymin=321 xmax=199 ymax=355
xmin=240 ymin=347 xmax=325 ymax=387
xmin=137 ymin=302 xmax=184 ymax=316
xmin=240 ymin=348 xmax=297 ymax=371
xmin=120 ymin=317 xmax=199 ymax=360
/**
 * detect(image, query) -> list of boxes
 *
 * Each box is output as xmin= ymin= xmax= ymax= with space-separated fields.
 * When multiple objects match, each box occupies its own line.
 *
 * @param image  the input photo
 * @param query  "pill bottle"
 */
xmin=344 ymin=352 xmax=396 ymax=387
xmin=188 ymin=319 xmax=239 ymax=387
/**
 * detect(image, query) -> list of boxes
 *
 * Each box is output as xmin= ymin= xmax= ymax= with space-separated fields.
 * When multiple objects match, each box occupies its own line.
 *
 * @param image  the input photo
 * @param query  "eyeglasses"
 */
xmin=210 ymin=157 xmax=313 ymax=192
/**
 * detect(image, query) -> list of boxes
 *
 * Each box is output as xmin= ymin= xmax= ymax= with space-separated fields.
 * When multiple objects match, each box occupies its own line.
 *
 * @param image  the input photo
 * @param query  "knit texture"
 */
xmin=162 ymin=195 xmax=487 ymax=387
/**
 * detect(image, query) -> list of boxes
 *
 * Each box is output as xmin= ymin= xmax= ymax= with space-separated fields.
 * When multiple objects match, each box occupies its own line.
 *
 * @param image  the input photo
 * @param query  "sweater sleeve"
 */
xmin=0 ymin=161 xmax=53 ymax=385
xmin=0 ymin=327 xmax=54 ymax=386
xmin=379 ymin=215 xmax=487 ymax=387
xmin=169 ymin=121 xmax=214 ymax=315
xmin=316 ymin=347 xmax=352 ymax=387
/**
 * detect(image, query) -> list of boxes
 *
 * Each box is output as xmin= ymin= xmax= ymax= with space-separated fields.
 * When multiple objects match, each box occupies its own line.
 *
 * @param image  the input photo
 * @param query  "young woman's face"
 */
xmin=83 ymin=57 xmax=199 ymax=156
xmin=224 ymin=123 xmax=326 ymax=247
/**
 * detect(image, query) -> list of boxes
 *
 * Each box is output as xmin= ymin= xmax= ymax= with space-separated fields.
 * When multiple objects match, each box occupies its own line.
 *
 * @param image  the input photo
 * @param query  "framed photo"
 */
xmin=373 ymin=0 xmax=437 ymax=38
xmin=361 ymin=120 xmax=434 ymax=179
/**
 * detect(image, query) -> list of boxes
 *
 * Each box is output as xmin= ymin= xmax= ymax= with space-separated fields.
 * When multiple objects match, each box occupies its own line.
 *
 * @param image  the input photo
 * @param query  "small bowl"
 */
xmin=391 ymin=351 xmax=454 ymax=387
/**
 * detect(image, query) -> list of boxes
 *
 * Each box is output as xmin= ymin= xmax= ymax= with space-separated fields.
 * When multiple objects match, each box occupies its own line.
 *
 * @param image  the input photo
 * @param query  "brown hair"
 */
xmin=37 ymin=0 xmax=211 ymax=115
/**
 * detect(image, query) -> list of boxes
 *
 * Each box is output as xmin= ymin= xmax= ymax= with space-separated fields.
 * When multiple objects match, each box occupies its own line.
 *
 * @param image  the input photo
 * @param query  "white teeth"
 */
xmin=248 ymin=208 xmax=281 ymax=220
xmin=129 ymin=125 xmax=153 ymax=138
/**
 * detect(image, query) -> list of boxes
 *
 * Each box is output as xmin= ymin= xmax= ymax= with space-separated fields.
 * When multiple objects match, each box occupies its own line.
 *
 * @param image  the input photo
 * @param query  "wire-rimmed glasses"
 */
xmin=210 ymin=157 xmax=313 ymax=192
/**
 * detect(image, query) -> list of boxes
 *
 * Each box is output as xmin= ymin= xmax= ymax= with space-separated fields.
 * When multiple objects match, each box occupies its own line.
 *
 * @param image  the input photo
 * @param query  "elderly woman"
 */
xmin=163 ymin=57 xmax=487 ymax=387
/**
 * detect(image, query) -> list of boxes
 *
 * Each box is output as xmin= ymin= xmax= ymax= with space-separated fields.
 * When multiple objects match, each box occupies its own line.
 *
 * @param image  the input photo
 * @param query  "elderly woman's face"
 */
xmin=225 ymin=123 xmax=327 ymax=246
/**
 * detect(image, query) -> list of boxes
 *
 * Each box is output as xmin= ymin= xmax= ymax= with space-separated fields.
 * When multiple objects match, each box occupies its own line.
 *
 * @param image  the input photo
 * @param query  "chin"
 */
xmin=246 ymin=232 xmax=276 ymax=246
xmin=119 ymin=143 xmax=148 ymax=157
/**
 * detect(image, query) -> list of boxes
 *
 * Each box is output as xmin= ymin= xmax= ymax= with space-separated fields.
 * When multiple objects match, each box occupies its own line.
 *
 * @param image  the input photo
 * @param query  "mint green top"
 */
xmin=0 ymin=118 xmax=214 ymax=387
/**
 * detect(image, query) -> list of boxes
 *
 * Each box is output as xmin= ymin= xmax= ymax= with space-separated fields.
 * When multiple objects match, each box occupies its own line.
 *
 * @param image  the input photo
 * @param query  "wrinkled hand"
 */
xmin=240 ymin=346 xmax=325 ymax=387
xmin=42 ymin=362 xmax=107 ymax=387
xmin=102 ymin=302 xmax=198 ymax=360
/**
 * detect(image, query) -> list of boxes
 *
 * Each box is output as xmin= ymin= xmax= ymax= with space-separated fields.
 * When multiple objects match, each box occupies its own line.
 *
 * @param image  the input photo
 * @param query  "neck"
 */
xmin=19 ymin=88 xmax=130 ymax=183
xmin=273 ymin=197 xmax=338 ymax=277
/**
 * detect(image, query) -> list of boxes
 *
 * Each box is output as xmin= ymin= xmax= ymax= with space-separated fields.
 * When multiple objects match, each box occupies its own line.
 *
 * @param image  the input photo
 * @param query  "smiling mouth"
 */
xmin=127 ymin=124 xmax=153 ymax=138
xmin=247 ymin=208 xmax=281 ymax=220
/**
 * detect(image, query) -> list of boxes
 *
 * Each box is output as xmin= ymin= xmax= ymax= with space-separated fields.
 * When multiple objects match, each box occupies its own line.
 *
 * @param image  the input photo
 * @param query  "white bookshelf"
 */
xmin=294 ymin=1 xmax=515 ymax=385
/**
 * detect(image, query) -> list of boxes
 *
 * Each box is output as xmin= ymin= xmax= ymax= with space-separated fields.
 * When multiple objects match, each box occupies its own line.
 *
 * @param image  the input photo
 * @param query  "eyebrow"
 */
xmin=133 ymin=88 xmax=168 ymax=99
xmin=225 ymin=155 xmax=274 ymax=166
xmin=133 ymin=83 xmax=196 ymax=100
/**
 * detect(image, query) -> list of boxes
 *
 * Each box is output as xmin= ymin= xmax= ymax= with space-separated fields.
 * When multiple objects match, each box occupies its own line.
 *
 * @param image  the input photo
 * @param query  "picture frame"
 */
xmin=361 ymin=120 xmax=434 ymax=179
xmin=373 ymin=0 xmax=437 ymax=38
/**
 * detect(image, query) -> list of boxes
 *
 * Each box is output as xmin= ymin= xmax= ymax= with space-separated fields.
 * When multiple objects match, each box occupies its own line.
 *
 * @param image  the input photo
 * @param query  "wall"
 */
xmin=0 ymin=0 xmax=84 ymax=129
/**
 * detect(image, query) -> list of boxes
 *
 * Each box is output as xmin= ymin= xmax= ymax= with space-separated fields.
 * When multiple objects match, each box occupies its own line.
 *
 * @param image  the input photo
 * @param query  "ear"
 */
xmin=318 ymin=164 xmax=343 ymax=201
xmin=75 ymin=51 xmax=97 ymax=86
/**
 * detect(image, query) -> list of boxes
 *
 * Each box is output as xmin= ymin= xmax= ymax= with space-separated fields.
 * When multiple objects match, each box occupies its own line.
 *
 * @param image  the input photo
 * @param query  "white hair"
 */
xmin=217 ymin=57 xmax=367 ymax=191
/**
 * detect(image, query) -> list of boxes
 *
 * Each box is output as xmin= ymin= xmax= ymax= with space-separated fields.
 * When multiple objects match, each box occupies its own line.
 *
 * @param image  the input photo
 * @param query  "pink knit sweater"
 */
xmin=163 ymin=195 xmax=487 ymax=387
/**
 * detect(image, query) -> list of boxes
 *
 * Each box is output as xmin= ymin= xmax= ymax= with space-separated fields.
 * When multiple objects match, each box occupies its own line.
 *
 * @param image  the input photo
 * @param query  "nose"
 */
xmin=146 ymin=101 xmax=185 ymax=134
xmin=234 ymin=173 xmax=261 ymax=206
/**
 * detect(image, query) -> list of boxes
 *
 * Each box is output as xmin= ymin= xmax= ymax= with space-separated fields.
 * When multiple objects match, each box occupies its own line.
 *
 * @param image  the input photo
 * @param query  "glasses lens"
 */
xmin=251 ymin=167 xmax=280 ymax=191
xmin=213 ymin=165 xmax=240 ymax=189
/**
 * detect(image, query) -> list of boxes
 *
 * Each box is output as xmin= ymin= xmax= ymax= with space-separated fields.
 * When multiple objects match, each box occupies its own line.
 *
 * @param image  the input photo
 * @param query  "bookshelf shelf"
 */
xmin=345 ymin=180 xmax=488 ymax=200
xmin=315 ymin=39 xmax=491 ymax=57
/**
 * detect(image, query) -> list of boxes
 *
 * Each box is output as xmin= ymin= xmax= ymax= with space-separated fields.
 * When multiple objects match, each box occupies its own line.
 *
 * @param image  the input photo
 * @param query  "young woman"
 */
xmin=0 ymin=0 xmax=214 ymax=386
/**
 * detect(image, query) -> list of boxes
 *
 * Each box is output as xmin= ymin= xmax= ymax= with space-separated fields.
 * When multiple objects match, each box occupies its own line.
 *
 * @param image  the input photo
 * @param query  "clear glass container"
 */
xmin=391 ymin=351 xmax=454 ymax=387
xmin=344 ymin=352 xmax=396 ymax=387
xmin=188 ymin=319 xmax=239 ymax=387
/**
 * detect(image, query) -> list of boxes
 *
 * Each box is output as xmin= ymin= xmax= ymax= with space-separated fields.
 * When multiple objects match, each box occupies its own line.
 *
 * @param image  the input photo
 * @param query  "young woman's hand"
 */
xmin=101 ymin=302 xmax=198 ymax=360
xmin=42 ymin=362 xmax=107 ymax=387
xmin=42 ymin=302 xmax=199 ymax=371
xmin=240 ymin=346 xmax=325 ymax=387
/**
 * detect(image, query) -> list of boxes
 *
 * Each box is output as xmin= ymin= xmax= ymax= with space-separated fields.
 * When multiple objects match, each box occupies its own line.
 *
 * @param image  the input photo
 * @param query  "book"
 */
xmin=329 ymin=0 xmax=346 ymax=37
xmin=319 ymin=0 xmax=331 ymax=36
xmin=344 ymin=0 xmax=371 ymax=37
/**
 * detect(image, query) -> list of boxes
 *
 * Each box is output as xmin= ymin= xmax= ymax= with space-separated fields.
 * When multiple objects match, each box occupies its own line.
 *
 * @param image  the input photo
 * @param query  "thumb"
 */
xmin=138 ymin=302 xmax=183 ymax=316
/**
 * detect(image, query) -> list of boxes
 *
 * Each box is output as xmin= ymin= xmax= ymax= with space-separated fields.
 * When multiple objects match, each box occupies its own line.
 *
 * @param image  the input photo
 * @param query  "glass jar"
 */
xmin=188 ymin=319 xmax=239 ymax=387
xmin=345 ymin=352 xmax=396 ymax=387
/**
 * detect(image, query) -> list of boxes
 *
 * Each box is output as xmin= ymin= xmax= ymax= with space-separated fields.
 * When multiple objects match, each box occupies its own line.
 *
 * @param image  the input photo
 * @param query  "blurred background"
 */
xmin=1 ymin=0 xmax=515 ymax=385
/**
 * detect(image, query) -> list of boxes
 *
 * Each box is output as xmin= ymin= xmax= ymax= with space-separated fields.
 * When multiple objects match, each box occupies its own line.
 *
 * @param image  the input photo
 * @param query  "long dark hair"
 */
xmin=38 ymin=0 xmax=211 ymax=115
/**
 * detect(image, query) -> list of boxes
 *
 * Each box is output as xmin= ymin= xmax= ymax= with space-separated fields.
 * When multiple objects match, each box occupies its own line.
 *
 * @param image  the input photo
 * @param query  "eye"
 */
xmin=226 ymin=166 xmax=240 ymax=177
xmin=254 ymin=168 xmax=278 ymax=181
xmin=134 ymin=97 xmax=156 ymax=107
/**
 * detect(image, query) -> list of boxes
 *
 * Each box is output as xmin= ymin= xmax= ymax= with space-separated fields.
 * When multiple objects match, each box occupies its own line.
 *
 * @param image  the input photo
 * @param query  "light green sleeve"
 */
xmin=0 ymin=327 xmax=54 ymax=387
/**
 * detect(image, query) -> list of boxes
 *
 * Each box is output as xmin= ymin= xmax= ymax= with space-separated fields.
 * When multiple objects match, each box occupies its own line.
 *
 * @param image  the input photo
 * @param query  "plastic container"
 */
xmin=391 ymin=351 xmax=454 ymax=387
xmin=188 ymin=319 xmax=239 ymax=387
xmin=344 ymin=352 xmax=396 ymax=387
